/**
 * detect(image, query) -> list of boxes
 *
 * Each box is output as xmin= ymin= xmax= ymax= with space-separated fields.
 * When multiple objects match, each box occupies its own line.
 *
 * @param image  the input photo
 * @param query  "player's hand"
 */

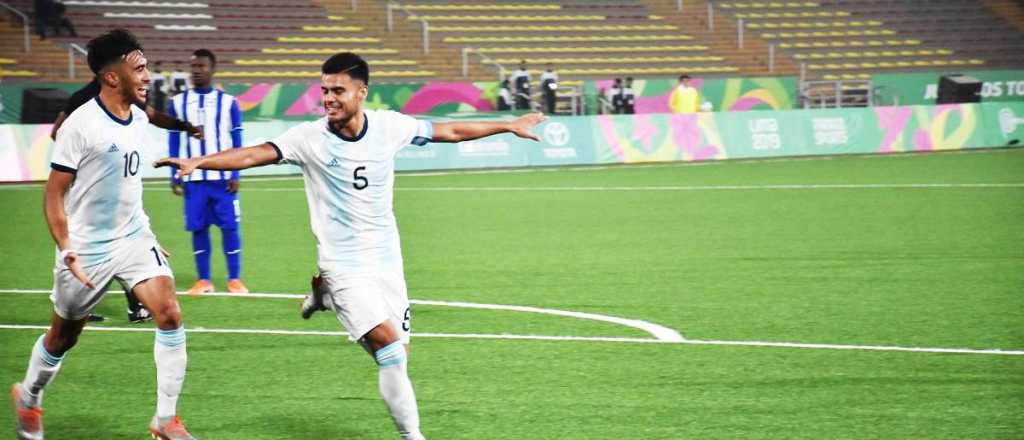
xmin=62 ymin=250 xmax=95 ymax=289
xmin=186 ymin=122 xmax=204 ymax=141
xmin=508 ymin=112 xmax=547 ymax=141
xmin=226 ymin=180 xmax=240 ymax=193
xmin=154 ymin=157 xmax=199 ymax=179
xmin=171 ymin=183 xmax=184 ymax=196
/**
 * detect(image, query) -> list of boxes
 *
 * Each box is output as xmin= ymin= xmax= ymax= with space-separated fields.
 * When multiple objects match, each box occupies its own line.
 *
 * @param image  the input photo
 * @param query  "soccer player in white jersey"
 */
xmin=155 ymin=52 xmax=545 ymax=440
xmin=9 ymin=29 xmax=197 ymax=440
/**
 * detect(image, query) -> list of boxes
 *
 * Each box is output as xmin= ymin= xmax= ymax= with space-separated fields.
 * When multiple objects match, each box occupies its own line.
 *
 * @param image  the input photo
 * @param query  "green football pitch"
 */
xmin=1 ymin=149 xmax=1022 ymax=439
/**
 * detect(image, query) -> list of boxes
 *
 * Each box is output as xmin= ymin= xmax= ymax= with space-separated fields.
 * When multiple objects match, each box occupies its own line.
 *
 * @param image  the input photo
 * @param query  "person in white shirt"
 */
xmin=11 ymin=29 xmax=197 ymax=440
xmin=155 ymin=52 xmax=545 ymax=440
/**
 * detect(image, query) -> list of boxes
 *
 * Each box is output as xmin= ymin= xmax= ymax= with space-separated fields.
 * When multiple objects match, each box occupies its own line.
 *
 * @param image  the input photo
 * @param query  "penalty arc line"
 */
xmin=0 ymin=289 xmax=684 ymax=343
xmin=2 ymin=290 xmax=1021 ymax=355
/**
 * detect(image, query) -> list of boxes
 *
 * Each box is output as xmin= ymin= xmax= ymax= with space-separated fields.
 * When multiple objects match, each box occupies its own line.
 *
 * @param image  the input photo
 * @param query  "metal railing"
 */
xmin=0 ymin=2 xmax=31 ymax=52
xmin=68 ymin=43 xmax=87 ymax=79
xmin=799 ymin=80 xmax=873 ymax=108
xmin=386 ymin=2 xmax=429 ymax=54
xmin=461 ymin=48 xmax=507 ymax=81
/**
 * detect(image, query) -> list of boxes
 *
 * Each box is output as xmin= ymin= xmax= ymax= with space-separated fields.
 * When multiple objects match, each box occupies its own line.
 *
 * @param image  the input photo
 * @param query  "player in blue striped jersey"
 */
xmin=156 ymin=52 xmax=545 ymax=440
xmin=166 ymin=49 xmax=248 ymax=295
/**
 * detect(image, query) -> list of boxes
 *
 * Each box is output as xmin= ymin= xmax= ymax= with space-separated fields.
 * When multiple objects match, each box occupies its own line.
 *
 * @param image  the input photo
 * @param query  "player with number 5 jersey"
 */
xmin=154 ymin=52 xmax=545 ymax=440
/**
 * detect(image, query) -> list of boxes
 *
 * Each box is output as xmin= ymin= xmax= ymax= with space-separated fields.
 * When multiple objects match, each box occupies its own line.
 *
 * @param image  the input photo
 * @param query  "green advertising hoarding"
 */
xmin=2 ymin=102 xmax=1021 ymax=182
xmin=873 ymin=69 xmax=1024 ymax=106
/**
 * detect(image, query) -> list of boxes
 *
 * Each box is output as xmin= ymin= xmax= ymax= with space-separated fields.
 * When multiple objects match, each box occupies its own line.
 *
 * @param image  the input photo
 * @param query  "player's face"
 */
xmin=190 ymin=56 xmax=214 ymax=88
xmin=320 ymin=73 xmax=367 ymax=124
xmin=116 ymin=50 xmax=151 ymax=106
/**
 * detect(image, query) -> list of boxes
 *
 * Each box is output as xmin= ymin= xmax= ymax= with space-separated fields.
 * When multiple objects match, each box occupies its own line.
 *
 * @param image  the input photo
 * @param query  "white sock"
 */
xmin=375 ymin=342 xmax=425 ymax=440
xmin=154 ymin=326 xmax=187 ymax=418
xmin=20 ymin=334 xmax=65 ymax=408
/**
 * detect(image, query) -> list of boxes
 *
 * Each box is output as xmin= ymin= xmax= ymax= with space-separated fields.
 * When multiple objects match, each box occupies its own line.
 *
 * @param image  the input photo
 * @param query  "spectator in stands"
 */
xmin=540 ymin=63 xmax=558 ymax=114
xmin=510 ymin=60 xmax=531 ymax=110
xmin=496 ymin=79 xmax=512 ymax=111
xmin=622 ymin=77 xmax=636 ymax=114
xmin=34 ymin=0 xmax=77 ymax=39
xmin=669 ymin=74 xmax=700 ymax=114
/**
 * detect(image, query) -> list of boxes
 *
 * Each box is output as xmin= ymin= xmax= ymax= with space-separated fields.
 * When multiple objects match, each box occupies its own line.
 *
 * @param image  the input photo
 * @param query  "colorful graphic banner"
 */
xmin=2 ymin=102 xmax=1021 ymax=182
xmin=584 ymin=76 xmax=798 ymax=114
xmin=1 ymin=76 xmax=797 ymax=124
xmin=872 ymin=69 xmax=1024 ymax=106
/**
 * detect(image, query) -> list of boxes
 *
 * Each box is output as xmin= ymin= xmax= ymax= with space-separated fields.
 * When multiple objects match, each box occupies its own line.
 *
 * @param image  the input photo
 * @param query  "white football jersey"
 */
xmin=51 ymin=97 xmax=154 ymax=266
xmin=269 ymin=110 xmax=432 ymax=273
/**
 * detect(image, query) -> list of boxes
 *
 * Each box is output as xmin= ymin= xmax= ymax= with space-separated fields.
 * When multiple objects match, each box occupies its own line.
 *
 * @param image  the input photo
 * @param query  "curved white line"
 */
xmin=0 ymin=289 xmax=683 ymax=342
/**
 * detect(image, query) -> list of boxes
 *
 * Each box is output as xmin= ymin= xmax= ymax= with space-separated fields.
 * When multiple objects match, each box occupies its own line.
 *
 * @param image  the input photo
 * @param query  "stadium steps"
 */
xmin=312 ymin=0 xmax=495 ymax=82
xmin=641 ymin=0 xmax=798 ymax=76
xmin=707 ymin=0 xmax=1024 ymax=79
xmin=0 ymin=19 xmax=88 ymax=81
xmin=1 ymin=0 xmax=439 ymax=82
xmin=984 ymin=0 xmax=1024 ymax=33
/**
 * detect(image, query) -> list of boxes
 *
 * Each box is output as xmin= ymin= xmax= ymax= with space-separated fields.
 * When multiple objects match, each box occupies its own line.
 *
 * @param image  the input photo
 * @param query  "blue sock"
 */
xmin=192 ymin=228 xmax=211 ymax=280
xmin=222 ymin=227 xmax=242 ymax=280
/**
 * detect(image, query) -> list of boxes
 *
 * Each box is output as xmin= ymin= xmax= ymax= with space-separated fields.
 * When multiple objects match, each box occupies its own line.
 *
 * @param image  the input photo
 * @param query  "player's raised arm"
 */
xmin=431 ymin=112 xmax=546 ymax=143
xmin=44 ymin=169 xmax=94 ymax=288
xmin=153 ymin=142 xmax=280 ymax=179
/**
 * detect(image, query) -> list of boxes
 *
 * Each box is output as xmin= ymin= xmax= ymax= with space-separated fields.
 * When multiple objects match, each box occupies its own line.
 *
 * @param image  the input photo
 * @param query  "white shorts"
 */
xmin=320 ymin=268 xmax=412 ymax=344
xmin=51 ymin=233 xmax=174 ymax=321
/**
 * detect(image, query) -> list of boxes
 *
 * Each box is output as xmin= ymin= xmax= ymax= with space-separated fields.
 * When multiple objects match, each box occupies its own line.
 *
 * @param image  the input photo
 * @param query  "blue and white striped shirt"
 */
xmin=167 ymin=87 xmax=243 ymax=183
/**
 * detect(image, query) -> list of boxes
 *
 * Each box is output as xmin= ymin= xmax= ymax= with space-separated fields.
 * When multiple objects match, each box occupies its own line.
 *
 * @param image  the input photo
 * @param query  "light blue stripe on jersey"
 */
xmin=375 ymin=341 xmax=406 ymax=368
xmin=156 ymin=327 xmax=187 ymax=347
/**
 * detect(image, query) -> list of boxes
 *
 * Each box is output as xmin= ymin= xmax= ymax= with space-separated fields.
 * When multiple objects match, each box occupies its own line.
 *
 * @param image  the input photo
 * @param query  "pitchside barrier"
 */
xmin=1 ymin=101 xmax=1022 ymax=183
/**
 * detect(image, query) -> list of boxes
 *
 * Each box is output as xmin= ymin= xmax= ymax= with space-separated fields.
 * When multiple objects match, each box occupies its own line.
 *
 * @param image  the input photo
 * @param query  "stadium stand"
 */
xmin=388 ymin=0 xmax=741 ymax=81
xmin=0 ymin=0 xmax=1021 ymax=85
xmin=711 ymin=0 xmax=1024 ymax=81
xmin=0 ymin=0 xmax=435 ymax=82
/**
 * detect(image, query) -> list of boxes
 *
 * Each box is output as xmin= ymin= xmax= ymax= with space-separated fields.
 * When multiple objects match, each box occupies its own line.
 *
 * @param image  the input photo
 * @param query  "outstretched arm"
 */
xmin=431 ymin=112 xmax=546 ymax=143
xmin=154 ymin=143 xmax=280 ymax=179
xmin=146 ymin=105 xmax=203 ymax=139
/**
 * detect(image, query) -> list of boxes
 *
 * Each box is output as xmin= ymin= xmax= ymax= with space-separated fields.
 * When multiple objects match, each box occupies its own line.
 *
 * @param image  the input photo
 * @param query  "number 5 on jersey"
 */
xmin=353 ymin=166 xmax=368 ymax=190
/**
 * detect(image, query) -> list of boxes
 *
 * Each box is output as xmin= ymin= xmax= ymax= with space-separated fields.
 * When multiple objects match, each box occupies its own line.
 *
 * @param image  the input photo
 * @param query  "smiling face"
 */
xmin=105 ymin=49 xmax=150 ymax=107
xmin=320 ymin=72 xmax=367 ymax=125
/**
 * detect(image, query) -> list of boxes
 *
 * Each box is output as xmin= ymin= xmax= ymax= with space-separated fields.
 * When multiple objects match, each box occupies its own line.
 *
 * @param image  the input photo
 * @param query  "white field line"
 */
xmin=2 ymin=290 xmax=1021 ymax=355
xmin=228 ymin=183 xmax=1024 ymax=192
xmin=2 ymin=147 xmax=1020 ymax=190
xmin=0 ymin=289 xmax=684 ymax=343
xmin=4 ymin=182 xmax=1024 ymax=192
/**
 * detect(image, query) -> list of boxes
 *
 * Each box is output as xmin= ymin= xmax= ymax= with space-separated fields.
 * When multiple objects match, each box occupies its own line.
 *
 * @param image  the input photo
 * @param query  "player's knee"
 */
xmin=374 ymin=341 xmax=407 ymax=368
xmin=150 ymin=300 xmax=183 ymax=329
xmin=44 ymin=329 xmax=79 ymax=354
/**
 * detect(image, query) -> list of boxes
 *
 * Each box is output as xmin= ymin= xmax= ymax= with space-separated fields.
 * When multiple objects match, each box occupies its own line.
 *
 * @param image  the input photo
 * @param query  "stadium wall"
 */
xmin=1 ymin=102 xmax=1022 ymax=183
xmin=0 ymin=76 xmax=798 ymax=123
